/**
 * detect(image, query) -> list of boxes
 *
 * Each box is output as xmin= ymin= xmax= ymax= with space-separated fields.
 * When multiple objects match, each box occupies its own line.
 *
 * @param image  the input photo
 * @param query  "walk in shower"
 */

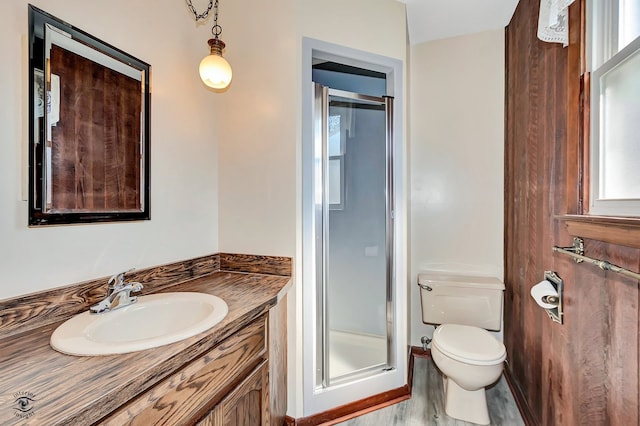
xmin=302 ymin=40 xmax=405 ymax=415
xmin=314 ymin=85 xmax=394 ymax=387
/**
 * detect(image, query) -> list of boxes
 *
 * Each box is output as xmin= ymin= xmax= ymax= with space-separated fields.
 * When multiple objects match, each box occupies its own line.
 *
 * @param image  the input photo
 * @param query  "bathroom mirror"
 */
xmin=28 ymin=5 xmax=151 ymax=226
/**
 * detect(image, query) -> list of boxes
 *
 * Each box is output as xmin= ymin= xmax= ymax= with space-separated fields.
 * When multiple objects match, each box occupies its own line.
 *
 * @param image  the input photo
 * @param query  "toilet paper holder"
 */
xmin=543 ymin=271 xmax=563 ymax=324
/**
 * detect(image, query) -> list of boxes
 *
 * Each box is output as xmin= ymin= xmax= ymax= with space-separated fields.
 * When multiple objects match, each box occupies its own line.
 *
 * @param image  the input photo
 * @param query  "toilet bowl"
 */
xmin=417 ymin=272 xmax=506 ymax=424
xmin=431 ymin=323 xmax=506 ymax=425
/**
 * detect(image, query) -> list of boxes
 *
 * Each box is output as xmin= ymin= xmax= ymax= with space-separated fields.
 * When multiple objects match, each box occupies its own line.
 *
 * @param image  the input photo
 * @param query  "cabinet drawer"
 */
xmin=100 ymin=316 xmax=267 ymax=425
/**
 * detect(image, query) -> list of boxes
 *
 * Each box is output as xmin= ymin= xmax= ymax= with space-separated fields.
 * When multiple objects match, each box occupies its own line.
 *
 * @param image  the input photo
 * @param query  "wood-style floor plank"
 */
xmin=337 ymin=357 xmax=524 ymax=426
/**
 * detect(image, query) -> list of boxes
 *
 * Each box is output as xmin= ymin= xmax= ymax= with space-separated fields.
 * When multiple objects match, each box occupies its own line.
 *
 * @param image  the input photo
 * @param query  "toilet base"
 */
xmin=442 ymin=376 xmax=491 ymax=425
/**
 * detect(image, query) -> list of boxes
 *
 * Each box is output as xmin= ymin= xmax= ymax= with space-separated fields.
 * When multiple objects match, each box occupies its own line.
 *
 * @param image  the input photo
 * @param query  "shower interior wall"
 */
xmin=313 ymin=69 xmax=388 ymax=337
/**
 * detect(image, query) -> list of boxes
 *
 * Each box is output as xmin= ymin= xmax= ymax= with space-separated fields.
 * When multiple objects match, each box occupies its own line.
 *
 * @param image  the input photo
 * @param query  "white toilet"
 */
xmin=418 ymin=272 xmax=506 ymax=425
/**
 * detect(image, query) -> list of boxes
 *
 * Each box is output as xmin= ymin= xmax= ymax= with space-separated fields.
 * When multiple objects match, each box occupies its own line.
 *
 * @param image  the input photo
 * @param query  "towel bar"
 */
xmin=553 ymin=237 xmax=640 ymax=281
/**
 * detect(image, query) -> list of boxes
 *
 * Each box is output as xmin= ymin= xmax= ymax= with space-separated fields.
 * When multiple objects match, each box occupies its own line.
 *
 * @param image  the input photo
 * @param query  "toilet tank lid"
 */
xmin=417 ymin=272 xmax=505 ymax=290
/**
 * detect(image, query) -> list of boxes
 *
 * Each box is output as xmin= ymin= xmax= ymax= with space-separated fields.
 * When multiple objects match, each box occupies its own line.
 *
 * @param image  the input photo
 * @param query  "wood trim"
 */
xmin=219 ymin=253 xmax=293 ymax=277
xmin=0 ymin=254 xmax=220 ymax=340
xmin=578 ymin=0 xmax=590 ymax=213
xmin=287 ymin=347 xmax=421 ymax=425
xmin=580 ymin=70 xmax=590 ymax=212
xmin=0 ymin=252 xmax=292 ymax=341
xmin=287 ymin=348 xmax=528 ymax=425
xmin=503 ymin=364 xmax=536 ymax=426
xmin=558 ymin=215 xmax=640 ymax=248
xmin=269 ymin=295 xmax=288 ymax=425
xmin=291 ymin=386 xmax=410 ymax=426
xmin=407 ymin=346 xmax=430 ymax=396
xmin=409 ymin=345 xmax=431 ymax=359
xmin=407 ymin=347 xmax=418 ymax=393
xmin=565 ymin=0 xmax=583 ymax=215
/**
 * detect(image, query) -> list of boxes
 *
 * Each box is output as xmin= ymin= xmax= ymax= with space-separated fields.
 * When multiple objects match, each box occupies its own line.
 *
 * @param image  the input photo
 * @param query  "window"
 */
xmin=328 ymin=113 xmax=345 ymax=210
xmin=588 ymin=0 xmax=640 ymax=216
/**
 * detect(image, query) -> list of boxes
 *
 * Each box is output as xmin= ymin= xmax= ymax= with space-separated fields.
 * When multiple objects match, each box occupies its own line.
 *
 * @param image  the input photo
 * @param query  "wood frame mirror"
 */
xmin=28 ymin=5 xmax=151 ymax=226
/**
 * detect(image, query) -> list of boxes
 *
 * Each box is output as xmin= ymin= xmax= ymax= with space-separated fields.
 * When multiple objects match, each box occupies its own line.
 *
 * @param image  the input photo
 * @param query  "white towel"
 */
xmin=537 ymin=0 xmax=576 ymax=47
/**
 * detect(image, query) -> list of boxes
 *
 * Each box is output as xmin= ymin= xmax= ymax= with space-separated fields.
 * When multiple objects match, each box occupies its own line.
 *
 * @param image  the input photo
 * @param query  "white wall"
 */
xmin=409 ymin=29 xmax=505 ymax=345
xmin=1 ymin=0 xmax=506 ymax=419
xmin=0 ymin=0 xmax=219 ymax=300
xmin=213 ymin=0 xmax=297 ymax=257
xmin=215 ymin=0 xmax=406 ymax=417
xmin=298 ymin=0 xmax=407 ymax=61
xmin=209 ymin=0 xmax=299 ymax=416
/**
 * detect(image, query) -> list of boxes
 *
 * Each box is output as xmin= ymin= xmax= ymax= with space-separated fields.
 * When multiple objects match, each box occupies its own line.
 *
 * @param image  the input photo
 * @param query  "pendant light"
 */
xmin=186 ymin=0 xmax=232 ymax=89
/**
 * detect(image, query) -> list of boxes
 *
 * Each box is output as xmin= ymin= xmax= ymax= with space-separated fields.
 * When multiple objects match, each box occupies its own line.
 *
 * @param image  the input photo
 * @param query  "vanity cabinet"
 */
xmin=99 ymin=315 xmax=270 ymax=425
xmin=197 ymin=360 xmax=269 ymax=425
xmin=0 ymin=254 xmax=291 ymax=426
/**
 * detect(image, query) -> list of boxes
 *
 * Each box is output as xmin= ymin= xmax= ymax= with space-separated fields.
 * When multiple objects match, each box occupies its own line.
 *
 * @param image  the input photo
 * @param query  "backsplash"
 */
xmin=0 ymin=253 xmax=291 ymax=340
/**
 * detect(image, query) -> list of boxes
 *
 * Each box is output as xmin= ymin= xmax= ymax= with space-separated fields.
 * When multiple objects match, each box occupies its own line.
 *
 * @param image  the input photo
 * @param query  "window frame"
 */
xmin=587 ymin=0 xmax=640 ymax=217
xmin=558 ymin=0 xmax=640 ymax=247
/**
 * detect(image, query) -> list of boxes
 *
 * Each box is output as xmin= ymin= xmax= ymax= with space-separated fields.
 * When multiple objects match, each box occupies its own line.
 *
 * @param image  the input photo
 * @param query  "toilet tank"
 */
xmin=418 ymin=272 xmax=505 ymax=331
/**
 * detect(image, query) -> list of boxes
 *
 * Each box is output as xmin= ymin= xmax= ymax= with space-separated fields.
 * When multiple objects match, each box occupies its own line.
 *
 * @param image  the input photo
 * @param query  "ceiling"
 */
xmin=399 ymin=0 xmax=520 ymax=45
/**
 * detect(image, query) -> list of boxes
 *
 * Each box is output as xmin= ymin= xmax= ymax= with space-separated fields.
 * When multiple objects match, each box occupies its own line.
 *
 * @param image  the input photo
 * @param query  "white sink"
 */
xmin=50 ymin=292 xmax=228 ymax=356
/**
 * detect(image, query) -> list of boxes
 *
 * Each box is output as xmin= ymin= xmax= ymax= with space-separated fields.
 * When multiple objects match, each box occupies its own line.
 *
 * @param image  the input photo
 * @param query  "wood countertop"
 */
xmin=0 ymin=263 xmax=291 ymax=425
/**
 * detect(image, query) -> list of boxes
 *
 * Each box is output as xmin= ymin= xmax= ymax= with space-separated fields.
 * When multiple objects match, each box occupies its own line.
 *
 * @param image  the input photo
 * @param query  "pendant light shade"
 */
xmin=186 ymin=0 xmax=232 ymax=90
xmin=199 ymin=38 xmax=232 ymax=89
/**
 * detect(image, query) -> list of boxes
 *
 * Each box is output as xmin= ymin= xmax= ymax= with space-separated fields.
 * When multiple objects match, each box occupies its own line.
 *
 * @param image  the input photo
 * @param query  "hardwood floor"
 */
xmin=337 ymin=357 xmax=524 ymax=425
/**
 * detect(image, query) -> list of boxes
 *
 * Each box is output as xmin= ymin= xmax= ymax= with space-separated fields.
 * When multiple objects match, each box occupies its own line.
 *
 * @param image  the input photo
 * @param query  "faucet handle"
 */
xmin=108 ymin=268 xmax=135 ymax=288
xmin=129 ymin=282 xmax=144 ymax=293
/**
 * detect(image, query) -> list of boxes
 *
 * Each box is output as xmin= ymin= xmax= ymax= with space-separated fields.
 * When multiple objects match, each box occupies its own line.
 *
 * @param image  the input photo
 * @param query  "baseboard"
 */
xmin=286 ymin=385 xmax=410 ymax=426
xmin=285 ymin=347 xmax=419 ymax=426
xmin=286 ymin=348 xmax=532 ymax=426
xmin=408 ymin=345 xmax=430 ymax=396
xmin=503 ymin=363 xmax=536 ymax=426
xmin=410 ymin=345 xmax=431 ymax=359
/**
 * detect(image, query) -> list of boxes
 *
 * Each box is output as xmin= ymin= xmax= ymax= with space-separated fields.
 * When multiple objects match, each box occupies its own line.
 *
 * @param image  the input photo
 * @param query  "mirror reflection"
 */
xmin=29 ymin=5 xmax=151 ymax=225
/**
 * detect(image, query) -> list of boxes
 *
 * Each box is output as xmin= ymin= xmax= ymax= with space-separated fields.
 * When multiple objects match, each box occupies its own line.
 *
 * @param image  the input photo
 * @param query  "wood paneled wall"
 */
xmin=50 ymin=45 xmax=141 ymax=212
xmin=505 ymin=0 xmax=640 ymax=424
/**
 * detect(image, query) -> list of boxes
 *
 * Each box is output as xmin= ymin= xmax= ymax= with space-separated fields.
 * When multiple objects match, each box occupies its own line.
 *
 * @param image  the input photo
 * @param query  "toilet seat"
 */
xmin=432 ymin=324 xmax=506 ymax=366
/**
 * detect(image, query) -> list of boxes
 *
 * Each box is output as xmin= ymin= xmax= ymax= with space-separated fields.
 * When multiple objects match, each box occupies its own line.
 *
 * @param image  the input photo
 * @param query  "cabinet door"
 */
xmin=198 ymin=360 xmax=269 ymax=426
xmin=100 ymin=317 xmax=267 ymax=425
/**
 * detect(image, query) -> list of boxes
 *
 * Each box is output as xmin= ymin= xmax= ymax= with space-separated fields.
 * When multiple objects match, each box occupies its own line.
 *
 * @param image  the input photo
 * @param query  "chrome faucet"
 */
xmin=90 ymin=269 xmax=143 ymax=314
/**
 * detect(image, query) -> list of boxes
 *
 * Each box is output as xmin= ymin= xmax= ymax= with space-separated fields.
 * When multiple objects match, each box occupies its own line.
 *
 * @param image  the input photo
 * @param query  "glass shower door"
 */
xmin=314 ymin=85 xmax=394 ymax=388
